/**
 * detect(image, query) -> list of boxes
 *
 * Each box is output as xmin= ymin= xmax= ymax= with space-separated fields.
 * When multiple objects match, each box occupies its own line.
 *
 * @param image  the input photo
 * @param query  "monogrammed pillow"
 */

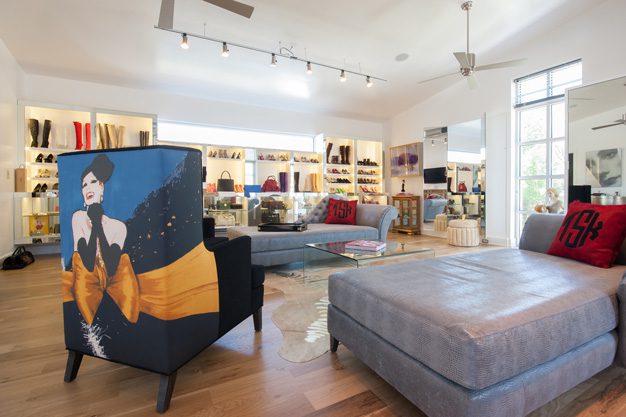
xmin=547 ymin=201 xmax=626 ymax=268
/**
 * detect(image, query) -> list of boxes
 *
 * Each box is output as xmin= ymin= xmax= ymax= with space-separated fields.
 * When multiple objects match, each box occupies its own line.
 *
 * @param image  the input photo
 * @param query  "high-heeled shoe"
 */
xmin=44 ymin=154 xmax=54 ymax=163
xmin=41 ymin=184 xmax=48 ymax=192
xmin=35 ymin=153 xmax=44 ymax=163
xmin=52 ymin=183 xmax=59 ymax=190
xmin=32 ymin=183 xmax=42 ymax=193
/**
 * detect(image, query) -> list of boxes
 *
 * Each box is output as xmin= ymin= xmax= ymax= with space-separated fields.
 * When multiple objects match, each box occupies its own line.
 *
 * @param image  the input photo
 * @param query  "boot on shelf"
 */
xmin=73 ymin=122 xmax=83 ymax=150
xmin=41 ymin=120 xmax=51 ymax=148
xmin=28 ymin=119 xmax=39 ymax=148
xmin=339 ymin=146 xmax=346 ymax=165
xmin=326 ymin=142 xmax=333 ymax=164
xmin=294 ymin=172 xmax=300 ymax=192
xmin=85 ymin=123 xmax=91 ymax=150
xmin=345 ymin=145 xmax=351 ymax=165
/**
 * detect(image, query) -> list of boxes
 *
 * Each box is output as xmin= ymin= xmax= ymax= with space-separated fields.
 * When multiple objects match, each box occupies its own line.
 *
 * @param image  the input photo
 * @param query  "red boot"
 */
xmin=73 ymin=122 xmax=83 ymax=150
xmin=85 ymin=123 xmax=91 ymax=150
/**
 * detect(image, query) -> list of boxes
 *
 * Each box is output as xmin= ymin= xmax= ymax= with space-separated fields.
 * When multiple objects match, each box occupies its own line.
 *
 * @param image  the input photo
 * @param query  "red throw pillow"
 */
xmin=325 ymin=199 xmax=357 ymax=225
xmin=547 ymin=201 xmax=626 ymax=268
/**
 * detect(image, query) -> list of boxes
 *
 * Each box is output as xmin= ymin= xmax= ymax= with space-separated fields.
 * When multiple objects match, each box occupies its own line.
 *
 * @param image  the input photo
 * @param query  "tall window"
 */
xmin=514 ymin=60 xmax=582 ymax=240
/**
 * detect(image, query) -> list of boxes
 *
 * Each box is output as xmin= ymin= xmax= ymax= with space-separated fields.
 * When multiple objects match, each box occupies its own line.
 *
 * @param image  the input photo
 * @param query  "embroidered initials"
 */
xmin=558 ymin=210 xmax=603 ymax=248
xmin=332 ymin=201 xmax=353 ymax=219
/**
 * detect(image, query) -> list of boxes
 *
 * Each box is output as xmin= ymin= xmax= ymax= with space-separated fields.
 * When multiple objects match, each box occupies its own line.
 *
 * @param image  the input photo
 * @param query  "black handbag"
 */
xmin=2 ymin=246 xmax=35 ymax=270
xmin=217 ymin=170 xmax=234 ymax=192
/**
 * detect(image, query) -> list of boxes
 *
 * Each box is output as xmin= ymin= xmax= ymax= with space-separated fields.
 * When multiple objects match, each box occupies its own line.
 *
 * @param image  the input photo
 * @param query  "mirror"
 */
xmin=422 ymin=116 xmax=486 ymax=235
xmin=568 ymin=76 xmax=626 ymax=204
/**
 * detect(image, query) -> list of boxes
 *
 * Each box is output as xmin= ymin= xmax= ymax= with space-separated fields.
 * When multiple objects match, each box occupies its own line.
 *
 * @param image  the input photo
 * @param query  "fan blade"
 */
xmin=418 ymin=70 xmax=460 ymax=84
xmin=474 ymin=58 xmax=527 ymax=72
xmin=158 ymin=0 xmax=175 ymax=29
xmin=591 ymin=122 xmax=624 ymax=130
xmin=203 ymin=0 xmax=254 ymax=18
xmin=453 ymin=52 xmax=470 ymax=68
xmin=466 ymin=74 xmax=478 ymax=90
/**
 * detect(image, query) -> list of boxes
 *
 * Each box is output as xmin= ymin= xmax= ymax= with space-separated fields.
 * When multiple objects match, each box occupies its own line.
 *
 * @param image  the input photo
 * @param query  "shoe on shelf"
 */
xmin=41 ymin=184 xmax=48 ymax=192
xmin=33 ymin=183 xmax=42 ymax=193
xmin=52 ymin=183 xmax=59 ymax=190
xmin=44 ymin=154 xmax=54 ymax=163
xmin=35 ymin=153 xmax=44 ymax=163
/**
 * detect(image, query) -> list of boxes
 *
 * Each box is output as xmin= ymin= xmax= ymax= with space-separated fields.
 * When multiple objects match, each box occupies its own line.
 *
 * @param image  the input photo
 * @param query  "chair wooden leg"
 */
xmin=63 ymin=350 xmax=83 ymax=382
xmin=156 ymin=372 xmax=177 ymax=413
xmin=253 ymin=307 xmax=262 ymax=332
xmin=330 ymin=335 xmax=339 ymax=352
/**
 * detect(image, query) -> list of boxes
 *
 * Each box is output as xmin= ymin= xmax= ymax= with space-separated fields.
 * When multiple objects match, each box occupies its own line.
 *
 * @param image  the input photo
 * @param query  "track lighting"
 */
xmin=180 ymin=33 xmax=189 ymax=49
xmin=444 ymin=137 xmax=448 ymax=144
xmin=431 ymin=139 xmax=435 ymax=147
xmin=157 ymin=26 xmax=387 ymax=87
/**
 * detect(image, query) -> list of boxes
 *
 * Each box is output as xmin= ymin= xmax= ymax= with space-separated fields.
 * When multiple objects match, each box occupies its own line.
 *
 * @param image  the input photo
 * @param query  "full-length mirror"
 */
xmin=568 ymin=76 xmax=626 ymax=204
xmin=422 ymin=116 xmax=486 ymax=236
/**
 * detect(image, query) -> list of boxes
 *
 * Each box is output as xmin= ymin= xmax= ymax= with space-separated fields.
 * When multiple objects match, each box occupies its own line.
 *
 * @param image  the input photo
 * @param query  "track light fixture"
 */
xmin=180 ymin=33 xmax=189 ymax=49
xmin=156 ymin=26 xmax=387 ymax=87
xmin=431 ymin=139 xmax=435 ymax=147
xmin=444 ymin=137 xmax=448 ymax=144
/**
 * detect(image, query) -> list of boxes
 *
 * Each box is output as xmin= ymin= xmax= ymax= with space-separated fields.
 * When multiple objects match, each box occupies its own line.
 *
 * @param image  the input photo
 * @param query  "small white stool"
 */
xmin=434 ymin=214 xmax=448 ymax=232
xmin=447 ymin=219 xmax=480 ymax=247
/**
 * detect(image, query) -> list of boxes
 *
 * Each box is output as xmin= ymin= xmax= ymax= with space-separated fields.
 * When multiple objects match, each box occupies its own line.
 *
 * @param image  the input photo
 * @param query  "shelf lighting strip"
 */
xmin=155 ymin=26 xmax=387 ymax=85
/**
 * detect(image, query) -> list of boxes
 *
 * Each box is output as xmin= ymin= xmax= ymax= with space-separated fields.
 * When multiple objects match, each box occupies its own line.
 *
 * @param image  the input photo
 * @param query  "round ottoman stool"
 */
xmin=447 ymin=219 xmax=480 ymax=247
xmin=434 ymin=214 xmax=448 ymax=232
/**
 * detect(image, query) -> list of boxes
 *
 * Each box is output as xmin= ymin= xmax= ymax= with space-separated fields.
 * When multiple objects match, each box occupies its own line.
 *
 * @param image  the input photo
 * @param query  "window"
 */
xmin=514 ymin=60 xmax=582 ymax=240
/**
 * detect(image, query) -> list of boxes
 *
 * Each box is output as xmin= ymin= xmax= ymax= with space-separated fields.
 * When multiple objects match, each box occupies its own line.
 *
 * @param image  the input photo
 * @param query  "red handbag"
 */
xmin=261 ymin=175 xmax=281 ymax=192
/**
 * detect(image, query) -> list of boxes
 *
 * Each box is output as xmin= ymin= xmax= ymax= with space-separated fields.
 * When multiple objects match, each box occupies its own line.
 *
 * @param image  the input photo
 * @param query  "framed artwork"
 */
xmin=390 ymin=142 xmax=423 ymax=177
xmin=585 ymin=148 xmax=622 ymax=187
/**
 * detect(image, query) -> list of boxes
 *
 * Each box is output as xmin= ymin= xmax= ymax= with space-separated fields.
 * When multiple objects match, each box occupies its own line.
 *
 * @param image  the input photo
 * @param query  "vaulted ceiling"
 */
xmin=0 ymin=0 xmax=603 ymax=121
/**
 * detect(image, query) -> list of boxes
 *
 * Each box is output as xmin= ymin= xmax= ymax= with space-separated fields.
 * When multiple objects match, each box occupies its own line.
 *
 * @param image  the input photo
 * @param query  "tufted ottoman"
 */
xmin=434 ymin=214 xmax=448 ymax=232
xmin=447 ymin=219 xmax=480 ymax=246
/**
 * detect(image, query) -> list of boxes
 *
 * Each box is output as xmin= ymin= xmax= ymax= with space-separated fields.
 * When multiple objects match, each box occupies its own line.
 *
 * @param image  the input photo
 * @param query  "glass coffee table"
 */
xmin=303 ymin=241 xmax=434 ymax=276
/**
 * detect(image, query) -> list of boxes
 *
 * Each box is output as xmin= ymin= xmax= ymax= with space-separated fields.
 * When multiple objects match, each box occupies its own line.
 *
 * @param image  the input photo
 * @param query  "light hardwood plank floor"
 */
xmin=1 ymin=234 xmax=625 ymax=416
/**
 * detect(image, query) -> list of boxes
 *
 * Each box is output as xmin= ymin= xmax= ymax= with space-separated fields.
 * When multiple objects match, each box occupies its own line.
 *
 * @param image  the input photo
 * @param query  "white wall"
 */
xmin=386 ymin=0 xmax=626 ymax=245
xmin=0 ymin=39 xmax=22 ymax=257
xmin=20 ymin=74 xmax=384 ymax=141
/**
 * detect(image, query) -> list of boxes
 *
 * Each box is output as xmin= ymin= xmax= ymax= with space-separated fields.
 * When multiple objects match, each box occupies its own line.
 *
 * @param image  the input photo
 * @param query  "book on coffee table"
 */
xmin=344 ymin=240 xmax=386 ymax=252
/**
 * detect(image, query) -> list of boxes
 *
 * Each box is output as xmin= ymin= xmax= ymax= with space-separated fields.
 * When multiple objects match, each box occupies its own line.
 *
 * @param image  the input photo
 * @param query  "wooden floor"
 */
xmin=2 ymin=235 xmax=626 ymax=416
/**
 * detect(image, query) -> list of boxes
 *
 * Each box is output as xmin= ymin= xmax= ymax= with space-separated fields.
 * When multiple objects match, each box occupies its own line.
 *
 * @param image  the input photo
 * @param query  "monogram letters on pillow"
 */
xmin=325 ymin=198 xmax=358 ymax=225
xmin=547 ymin=201 xmax=626 ymax=268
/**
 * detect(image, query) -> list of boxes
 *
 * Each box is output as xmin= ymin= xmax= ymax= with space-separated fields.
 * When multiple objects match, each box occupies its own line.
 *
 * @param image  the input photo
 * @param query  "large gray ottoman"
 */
xmin=328 ymin=214 xmax=626 ymax=417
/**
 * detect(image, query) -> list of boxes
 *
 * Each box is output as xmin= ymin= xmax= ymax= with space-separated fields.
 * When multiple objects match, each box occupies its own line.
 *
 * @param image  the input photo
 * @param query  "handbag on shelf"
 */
xmin=2 ymin=246 xmax=35 ymax=270
xmin=217 ymin=171 xmax=235 ymax=192
xmin=261 ymin=175 xmax=281 ymax=192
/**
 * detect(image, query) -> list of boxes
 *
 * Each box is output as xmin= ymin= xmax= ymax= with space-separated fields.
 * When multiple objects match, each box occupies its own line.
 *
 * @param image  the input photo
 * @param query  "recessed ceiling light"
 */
xmin=395 ymin=53 xmax=409 ymax=62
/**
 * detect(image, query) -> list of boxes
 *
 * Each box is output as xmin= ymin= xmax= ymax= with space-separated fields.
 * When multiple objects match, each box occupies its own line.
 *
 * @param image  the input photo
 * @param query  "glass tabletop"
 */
xmin=305 ymin=241 xmax=434 ymax=262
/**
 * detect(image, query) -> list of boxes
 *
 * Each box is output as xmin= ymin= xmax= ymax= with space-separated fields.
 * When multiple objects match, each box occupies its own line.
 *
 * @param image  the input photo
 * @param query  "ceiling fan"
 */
xmin=592 ymin=114 xmax=626 ymax=130
xmin=418 ymin=1 xmax=526 ymax=89
xmin=158 ymin=0 xmax=254 ymax=29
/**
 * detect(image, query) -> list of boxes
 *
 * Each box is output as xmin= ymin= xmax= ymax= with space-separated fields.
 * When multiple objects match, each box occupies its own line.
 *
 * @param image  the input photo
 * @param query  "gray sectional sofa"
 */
xmin=227 ymin=201 xmax=398 ymax=266
xmin=328 ymin=213 xmax=626 ymax=417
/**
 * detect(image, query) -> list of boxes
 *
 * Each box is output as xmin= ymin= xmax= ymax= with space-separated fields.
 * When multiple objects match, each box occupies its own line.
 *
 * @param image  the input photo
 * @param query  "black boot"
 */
xmin=294 ymin=172 xmax=300 ymax=192
xmin=345 ymin=145 xmax=351 ymax=165
xmin=339 ymin=146 xmax=346 ymax=164
xmin=326 ymin=142 xmax=333 ymax=164
xmin=42 ymin=120 xmax=51 ymax=148
xmin=28 ymin=119 xmax=39 ymax=148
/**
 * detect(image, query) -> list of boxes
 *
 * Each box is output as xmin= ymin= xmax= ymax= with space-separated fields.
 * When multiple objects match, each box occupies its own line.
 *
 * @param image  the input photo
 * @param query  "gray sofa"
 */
xmin=328 ymin=213 xmax=626 ymax=417
xmin=228 ymin=202 xmax=398 ymax=266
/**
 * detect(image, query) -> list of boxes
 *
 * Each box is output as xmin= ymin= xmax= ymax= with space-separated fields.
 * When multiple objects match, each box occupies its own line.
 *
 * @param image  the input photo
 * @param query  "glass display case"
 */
xmin=203 ymin=193 xmax=248 ymax=231
xmin=392 ymin=195 xmax=421 ymax=235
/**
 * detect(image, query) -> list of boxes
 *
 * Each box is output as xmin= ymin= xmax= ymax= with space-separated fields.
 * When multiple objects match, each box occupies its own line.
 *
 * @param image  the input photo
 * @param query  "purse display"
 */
xmin=261 ymin=175 xmax=281 ymax=192
xmin=217 ymin=171 xmax=235 ymax=192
